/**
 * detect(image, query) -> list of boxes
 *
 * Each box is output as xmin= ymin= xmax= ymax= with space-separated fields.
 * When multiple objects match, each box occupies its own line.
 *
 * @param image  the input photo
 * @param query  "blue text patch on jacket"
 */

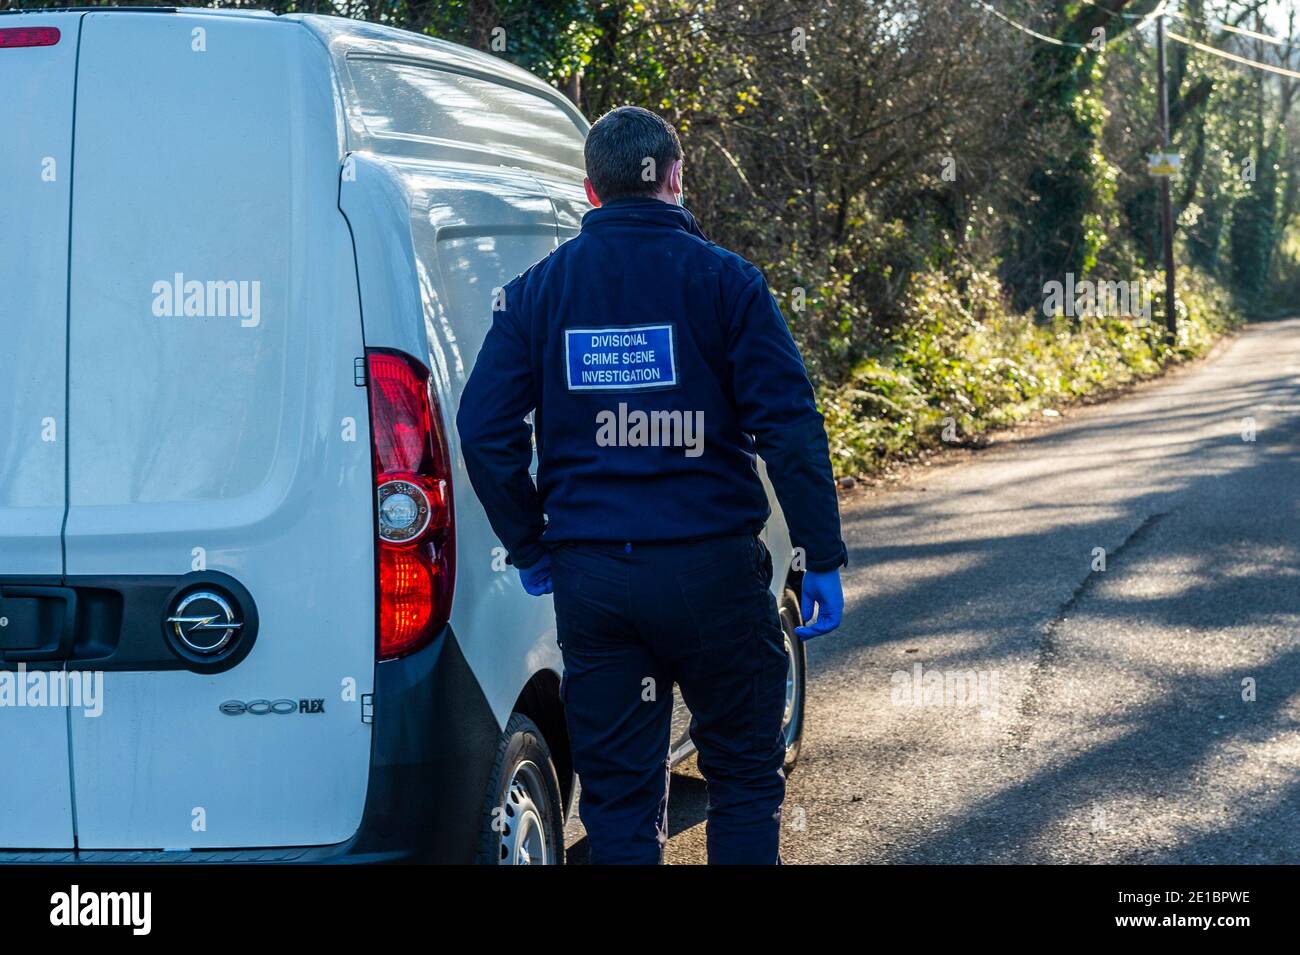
xmin=565 ymin=324 xmax=677 ymax=391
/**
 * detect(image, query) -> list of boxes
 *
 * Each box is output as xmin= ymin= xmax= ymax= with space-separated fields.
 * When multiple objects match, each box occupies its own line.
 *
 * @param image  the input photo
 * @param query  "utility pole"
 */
xmin=1156 ymin=8 xmax=1178 ymax=341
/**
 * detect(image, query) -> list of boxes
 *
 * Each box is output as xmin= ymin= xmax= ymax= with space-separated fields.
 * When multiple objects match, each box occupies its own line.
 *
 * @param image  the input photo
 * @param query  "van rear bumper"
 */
xmin=0 ymin=624 xmax=501 ymax=865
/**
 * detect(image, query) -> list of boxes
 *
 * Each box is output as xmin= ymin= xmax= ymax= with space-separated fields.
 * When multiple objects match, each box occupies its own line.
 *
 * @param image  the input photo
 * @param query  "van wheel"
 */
xmin=780 ymin=595 xmax=808 ymax=774
xmin=477 ymin=713 xmax=565 ymax=865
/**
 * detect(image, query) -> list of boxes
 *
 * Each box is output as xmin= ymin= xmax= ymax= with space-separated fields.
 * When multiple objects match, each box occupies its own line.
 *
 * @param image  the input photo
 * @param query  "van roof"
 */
xmin=0 ymin=6 xmax=272 ymax=16
xmin=4 ymin=7 xmax=584 ymax=130
xmin=291 ymin=13 xmax=583 ymax=122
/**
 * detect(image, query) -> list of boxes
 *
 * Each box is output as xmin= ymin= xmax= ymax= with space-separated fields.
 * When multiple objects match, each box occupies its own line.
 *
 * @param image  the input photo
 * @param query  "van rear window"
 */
xmin=346 ymin=57 xmax=585 ymax=171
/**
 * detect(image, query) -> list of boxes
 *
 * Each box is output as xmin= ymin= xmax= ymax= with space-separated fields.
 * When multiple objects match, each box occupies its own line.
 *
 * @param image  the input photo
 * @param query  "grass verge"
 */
xmin=819 ymin=266 xmax=1241 ymax=479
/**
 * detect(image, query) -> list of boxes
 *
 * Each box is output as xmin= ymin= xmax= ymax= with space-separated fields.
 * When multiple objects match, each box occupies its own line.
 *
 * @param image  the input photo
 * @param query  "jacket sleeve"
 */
xmin=455 ymin=280 xmax=548 ymax=569
xmin=725 ymin=266 xmax=847 ymax=573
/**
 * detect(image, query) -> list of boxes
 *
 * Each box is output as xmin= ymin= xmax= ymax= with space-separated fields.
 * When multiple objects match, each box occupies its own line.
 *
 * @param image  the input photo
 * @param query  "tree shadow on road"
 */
xmin=816 ymin=323 xmax=1300 ymax=863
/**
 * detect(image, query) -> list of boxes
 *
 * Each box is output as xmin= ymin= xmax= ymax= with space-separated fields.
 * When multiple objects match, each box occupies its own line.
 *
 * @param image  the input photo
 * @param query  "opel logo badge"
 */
xmin=166 ymin=590 xmax=243 ymax=655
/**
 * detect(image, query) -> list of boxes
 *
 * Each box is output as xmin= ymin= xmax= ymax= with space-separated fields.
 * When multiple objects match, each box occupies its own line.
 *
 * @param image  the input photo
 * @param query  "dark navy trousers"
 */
xmin=551 ymin=533 xmax=788 ymax=865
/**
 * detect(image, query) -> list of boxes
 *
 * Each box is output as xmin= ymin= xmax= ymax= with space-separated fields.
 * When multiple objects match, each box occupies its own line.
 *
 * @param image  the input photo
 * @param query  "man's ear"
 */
xmin=583 ymin=177 xmax=601 ymax=208
xmin=668 ymin=159 xmax=684 ymax=201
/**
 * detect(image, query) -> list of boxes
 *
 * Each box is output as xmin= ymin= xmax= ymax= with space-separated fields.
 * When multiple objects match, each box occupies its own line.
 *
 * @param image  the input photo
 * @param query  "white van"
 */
xmin=0 ymin=7 xmax=807 ymax=864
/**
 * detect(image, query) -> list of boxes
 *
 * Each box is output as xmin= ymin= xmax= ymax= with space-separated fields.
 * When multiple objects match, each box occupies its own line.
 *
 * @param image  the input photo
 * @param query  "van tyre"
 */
xmin=781 ymin=593 xmax=808 ymax=774
xmin=477 ymin=713 xmax=565 ymax=865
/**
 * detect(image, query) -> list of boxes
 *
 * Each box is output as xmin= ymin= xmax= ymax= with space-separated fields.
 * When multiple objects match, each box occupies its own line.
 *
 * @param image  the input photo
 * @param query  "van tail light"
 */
xmin=0 ymin=27 xmax=61 ymax=48
xmin=366 ymin=350 xmax=455 ymax=659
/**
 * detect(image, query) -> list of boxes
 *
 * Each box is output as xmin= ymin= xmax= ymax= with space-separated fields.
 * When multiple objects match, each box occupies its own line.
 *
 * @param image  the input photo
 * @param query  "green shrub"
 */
xmin=819 ymin=265 xmax=1239 ymax=478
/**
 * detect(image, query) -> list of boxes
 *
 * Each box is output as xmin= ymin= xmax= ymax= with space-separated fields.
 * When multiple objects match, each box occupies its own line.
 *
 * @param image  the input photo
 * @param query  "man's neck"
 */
xmin=600 ymin=193 xmax=678 ymax=206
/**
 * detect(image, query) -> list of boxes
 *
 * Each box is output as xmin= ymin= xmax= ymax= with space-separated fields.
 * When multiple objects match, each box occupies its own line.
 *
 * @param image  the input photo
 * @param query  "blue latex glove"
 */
xmin=517 ymin=552 xmax=553 ymax=596
xmin=796 ymin=568 xmax=843 ymax=640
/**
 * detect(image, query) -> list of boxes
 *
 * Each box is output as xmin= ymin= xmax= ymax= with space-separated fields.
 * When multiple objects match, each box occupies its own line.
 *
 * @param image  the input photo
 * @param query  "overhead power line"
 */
xmin=970 ymin=0 xmax=1081 ymax=48
xmin=1127 ymin=2 xmax=1170 ymax=37
xmin=983 ymin=1 xmax=1300 ymax=81
xmin=1180 ymin=14 xmax=1291 ymax=48
xmin=973 ymin=0 xmax=1166 ymax=51
xmin=1081 ymin=0 xmax=1290 ymax=46
xmin=1078 ymin=0 xmax=1163 ymax=24
xmin=1167 ymin=28 xmax=1300 ymax=79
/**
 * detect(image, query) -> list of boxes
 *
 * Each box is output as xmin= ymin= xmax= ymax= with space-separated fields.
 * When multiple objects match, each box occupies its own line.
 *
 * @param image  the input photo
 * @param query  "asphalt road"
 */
xmin=575 ymin=316 xmax=1300 ymax=864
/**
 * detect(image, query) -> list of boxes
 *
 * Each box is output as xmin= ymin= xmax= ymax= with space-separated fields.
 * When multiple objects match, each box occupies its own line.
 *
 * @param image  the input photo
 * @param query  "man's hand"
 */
xmin=518 ymin=553 xmax=553 ymax=597
xmin=795 ymin=568 xmax=843 ymax=640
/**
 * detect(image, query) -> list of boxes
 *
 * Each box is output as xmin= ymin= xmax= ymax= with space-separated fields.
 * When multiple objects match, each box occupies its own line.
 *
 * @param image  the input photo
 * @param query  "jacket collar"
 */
xmin=581 ymin=197 xmax=710 ymax=241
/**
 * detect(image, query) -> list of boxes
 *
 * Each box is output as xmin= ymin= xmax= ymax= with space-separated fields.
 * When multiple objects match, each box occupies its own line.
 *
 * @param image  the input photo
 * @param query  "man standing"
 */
xmin=457 ymin=106 xmax=845 ymax=864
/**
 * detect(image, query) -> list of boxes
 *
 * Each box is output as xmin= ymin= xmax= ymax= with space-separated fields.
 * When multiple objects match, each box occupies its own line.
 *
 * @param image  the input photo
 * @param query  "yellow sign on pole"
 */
xmin=1147 ymin=152 xmax=1182 ymax=176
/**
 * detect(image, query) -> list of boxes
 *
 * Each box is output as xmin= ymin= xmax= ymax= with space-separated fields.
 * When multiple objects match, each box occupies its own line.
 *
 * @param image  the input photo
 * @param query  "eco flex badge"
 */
xmin=565 ymin=324 xmax=677 ymax=391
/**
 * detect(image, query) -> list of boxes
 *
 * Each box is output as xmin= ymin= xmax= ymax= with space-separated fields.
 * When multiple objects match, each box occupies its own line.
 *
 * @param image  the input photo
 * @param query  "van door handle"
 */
xmin=0 ymin=585 xmax=79 ymax=662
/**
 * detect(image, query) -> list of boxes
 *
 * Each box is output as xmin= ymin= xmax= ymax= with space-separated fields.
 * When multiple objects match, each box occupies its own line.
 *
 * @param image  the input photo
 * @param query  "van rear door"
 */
xmin=62 ymin=11 xmax=375 ymax=850
xmin=0 ymin=11 xmax=81 ymax=850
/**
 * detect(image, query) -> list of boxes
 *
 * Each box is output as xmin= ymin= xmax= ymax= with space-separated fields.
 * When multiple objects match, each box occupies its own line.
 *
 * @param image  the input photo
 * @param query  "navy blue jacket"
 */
xmin=456 ymin=198 xmax=847 ymax=574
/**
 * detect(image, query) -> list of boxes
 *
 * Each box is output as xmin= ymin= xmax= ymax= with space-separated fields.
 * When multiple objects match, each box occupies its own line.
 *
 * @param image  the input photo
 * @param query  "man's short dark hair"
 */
xmin=584 ymin=106 xmax=683 ymax=202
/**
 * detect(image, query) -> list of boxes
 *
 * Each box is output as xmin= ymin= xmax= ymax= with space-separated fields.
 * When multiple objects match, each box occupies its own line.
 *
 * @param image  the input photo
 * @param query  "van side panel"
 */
xmin=0 ymin=10 xmax=82 ymax=850
xmin=342 ymin=156 xmax=562 ymax=728
xmin=335 ymin=156 xmax=428 ymax=363
xmin=408 ymin=168 xmax=563 ymax=729
xmin=63 ymin=13 xmax=373 ymax=849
